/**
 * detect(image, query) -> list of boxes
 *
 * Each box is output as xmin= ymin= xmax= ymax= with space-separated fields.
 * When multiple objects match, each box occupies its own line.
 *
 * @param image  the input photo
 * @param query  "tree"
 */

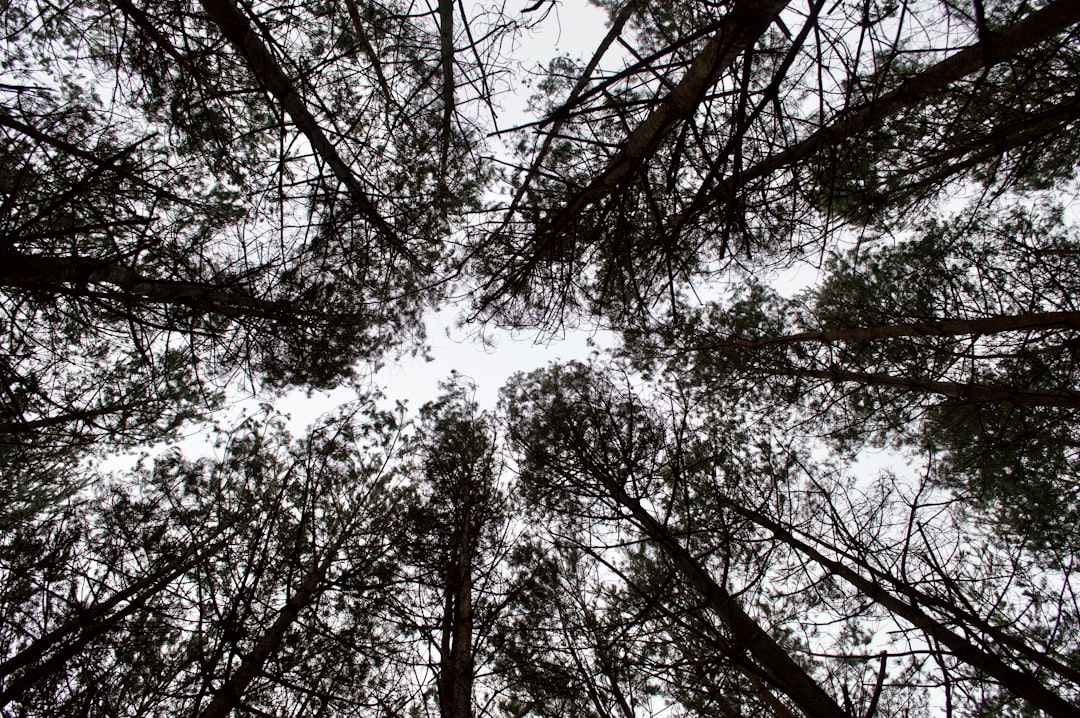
xmin=501 ymin=359 xmax=1080 ymax=716
xmin=0 ymin=400 xmax=403 ymax=716
xmin=6 ymin=0 xmax=1080 ymax=714
xmin=630 ymin=200 xmax=1080 ymax=555
xmin=472 ymin=0 xmax=1080 ymax=329
xmin=0 ymin=0 xmax=513 ymax=468
xmin=397 ymin=377 xmax=507 ymax=718
xmin=501 ymin=361 xmax=852 ymax=717
xmin=489 ymin=538 xmax=667 ymax=718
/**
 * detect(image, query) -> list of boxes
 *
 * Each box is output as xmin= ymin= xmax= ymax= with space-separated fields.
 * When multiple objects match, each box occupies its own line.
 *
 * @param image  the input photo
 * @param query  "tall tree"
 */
xmin=0 ymin=0 xmax=518 ymax=469
xmin=501 ymin=359 xmax=1080 ymax=716
xmin=631 ymin=200 xmax=1080 ymax=555
xmin=5 ymin=0 xmax=1080 ymax=714
xmin=0 ymin=400 xmax=403 ymax=716
xmin=398 ymin=377 xmax=506 ymax=718
xmin=473 ymin=0 xmax=1080 ymax=330
xmin=501 ymin=361 xmax=851 ymax=718
xmin=489 ymin=538 xmax=666 ymax=718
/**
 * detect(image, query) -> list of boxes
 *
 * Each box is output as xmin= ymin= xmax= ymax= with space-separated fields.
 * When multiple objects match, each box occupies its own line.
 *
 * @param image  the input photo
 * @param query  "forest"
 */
xmin=1 ymin=0 xmax=1079 ymax=715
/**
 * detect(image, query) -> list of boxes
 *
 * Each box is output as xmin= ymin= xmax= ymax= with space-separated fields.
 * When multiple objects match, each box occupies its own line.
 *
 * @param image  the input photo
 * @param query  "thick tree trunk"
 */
xmin=0 ymin=402 xmax=134 ymax=434
xmin=499 ymin=0 xmax=789 ymax=292
xmin=0 ymin=249 xmax=284 ymax=319
xmin=621 ymin=493 xmax=846 ymax=717
xmin=592 ymin=479 xmax=847 ymax=718
xmin=575 ymin=0 xmax=789 ymax=195
xmin=439 ymin=503 xmax=474 ymax=718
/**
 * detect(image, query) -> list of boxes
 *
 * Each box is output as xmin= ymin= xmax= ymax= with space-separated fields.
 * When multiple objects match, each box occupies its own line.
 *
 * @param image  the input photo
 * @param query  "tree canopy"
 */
xmin=2 ymin=0 xmax=1080 ymax=714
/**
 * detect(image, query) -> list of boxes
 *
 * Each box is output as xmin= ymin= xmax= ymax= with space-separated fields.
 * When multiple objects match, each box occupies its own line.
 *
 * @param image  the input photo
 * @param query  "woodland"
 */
xmin=1 ymin=0 xmax=1080 ymax=715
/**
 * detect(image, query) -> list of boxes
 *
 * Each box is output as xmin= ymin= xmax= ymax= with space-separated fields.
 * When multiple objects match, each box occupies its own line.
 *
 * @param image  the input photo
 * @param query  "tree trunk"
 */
xmin=501 ymin=0 xmax=789 ymax=292
xmin=723 ymin=498 xmax=1080 ymax=718
xmin=678 ymin=0 xmax=1080 ymax=228
xmin=196 ymin=0 xmax=416 ymax=264
xmin=584 ymin=472 xmax=848 ymax=718
xmin=690 ymin=310 xmax=1080 ymax=351
xmin=752 ymin=365 xmax=1080 ymax=408
xmin=0 ymin=249 xmax=284 ymax=319
xmin=439 ymin=503 xmax=474 ymax=718
xmin=197 ymin=536 xmax=343 ymax=718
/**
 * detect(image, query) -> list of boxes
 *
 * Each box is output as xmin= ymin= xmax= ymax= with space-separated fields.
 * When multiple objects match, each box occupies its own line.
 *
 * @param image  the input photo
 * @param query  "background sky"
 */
xmin=269 ymin=0 xmax=619 ymax=427
xmin=173 ymin=0 xmax=826 ymax=441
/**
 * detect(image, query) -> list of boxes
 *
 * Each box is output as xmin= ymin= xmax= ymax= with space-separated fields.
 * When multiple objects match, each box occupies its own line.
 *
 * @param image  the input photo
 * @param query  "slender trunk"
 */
xmin=577 ymin=0 xmax=788 ymax=194
xmin=197 ymin=532 xmax=346 ymax=718
xmin=342 ymin=0 xmax=396 ymax=108
xmin=437 ymin=0 xmax=455 ymax=180
xmin=0 ymin=249 xmax=284 ymax=319
xmin=770 ymin=508 xmax=1080 ymax=686
xmin=596 ymin=644 xmax=635 ymax=718
xmin=0 ymin=402 xmax=135 ymax=434
xmin=589 ymin=476 xmax=846 ymax=718
xmin=679 ymin=0 xmax=1080 ymax=227
xmin=863 ymin=93 xmax=1080 ymax=212
xmin=490 ymin=0 xmax=641 ymax=246
xmin=690 ymin=310 xmax=1080 ymax=352
xmin=496 ymin=0 xmax=788 ymax=294
xmin=724 ymin=499 xmax=1080 ymax=718
xmin=195 ymin=0 xmax=417 ymax=264
xmin=0 ymin=531 xmax=224 ymax=706
xmin=545 ymin=400 xmax=846 ymax=716
xmin=753 ymin=365 xmax=1080 ymax=408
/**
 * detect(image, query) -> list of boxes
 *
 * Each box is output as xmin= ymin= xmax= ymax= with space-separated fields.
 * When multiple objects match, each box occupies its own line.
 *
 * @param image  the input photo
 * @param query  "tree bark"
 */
xmin=753 ymin=365 xmax=1080 ymax=408
xmin=0 ymin=403 xmax=133 ymax=434
xmin=437 ymin=0 xmax=455 ymax=179
xmin=603 ymin=481 xmax=847 ymax=718
xmin=439 ymin=502 xmax=474 ymax=718
xmin=496 ymin=0 xmax=788 ymax=293
xmin=0 ymin=249 xmax=284 ymax=319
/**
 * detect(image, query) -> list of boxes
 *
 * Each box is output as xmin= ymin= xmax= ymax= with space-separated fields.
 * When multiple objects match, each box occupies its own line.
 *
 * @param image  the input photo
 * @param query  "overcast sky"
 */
xmin=269 ymin=0 xmax=618 ymax=430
